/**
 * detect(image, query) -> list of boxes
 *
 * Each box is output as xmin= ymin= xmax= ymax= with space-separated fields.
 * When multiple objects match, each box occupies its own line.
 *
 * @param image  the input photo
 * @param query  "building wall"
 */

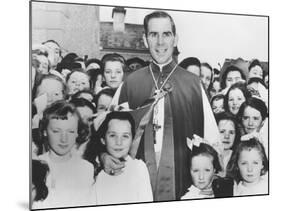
xmin=31 ymin=2 xmax=100 ymax=59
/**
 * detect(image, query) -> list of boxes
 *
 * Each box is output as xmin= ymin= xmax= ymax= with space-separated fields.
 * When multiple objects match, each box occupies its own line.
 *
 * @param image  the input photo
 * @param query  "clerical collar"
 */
xmin=151 ymin=59 xmax=177 ymax=74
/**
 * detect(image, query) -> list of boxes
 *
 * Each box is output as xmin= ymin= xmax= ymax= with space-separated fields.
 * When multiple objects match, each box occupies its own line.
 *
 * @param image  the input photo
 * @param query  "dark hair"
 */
xmin=101 ymin=53 xmax=127 ymax=75
xmin=215 ymin=112 xmax=241 ymax=150
xmin=32 ymin=74 xmax=66 ymax=101
xmin=221 ymin=65 xmax=246 ymax=89
xmin=224 ymin=82 xmax=252 ymax=114
xmin=226 ymin=138 xmax=268 ymax=182
xmin=70 ymin=97 xmax=96 ymax=114
xmin=189 ymin=143 xmax=222 ymax=173
xmin=213 ymin=68 xmax=220 ymax=76
xmin=56 ymin=53 xmax=83 ymax=73
xmin=126 ymin=57 xmax=146 ymax=67
xmin=87 ymin=68 xmax=103 ymax=92
xmin=144 ymin=11 xmax=176 ymax=36
xmin=94 ymin=88 xmax=116 ymax=108
xmin=39 ymin=100 xmax=89 ymax=147
xmin=237 ymin=97 xmax=268 ymax=123
xmin=248 ymin=59 xmax=262 ymax=71
xmin=179 ymin=57 xmax=201 ymax=70
xmin=32 ymin=159 xmax=49 ymax=201
xmin=97 ymin=111 xmax=136 ymax=140
xmin=42 ymin=39 xmax=60 ymax=48
xmin=247 ymin=77 xmax=267 ymax=88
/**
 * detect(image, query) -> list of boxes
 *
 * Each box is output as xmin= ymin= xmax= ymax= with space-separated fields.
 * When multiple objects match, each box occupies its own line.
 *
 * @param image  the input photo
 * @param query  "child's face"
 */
xmin=47 ymin=113 xmax=78 ymax=157
xmin=76 ymin=106 xmax=94 ymax=125
xmin=200 ymin=66 xmax=212 ymax=90
xmin=242 ymin=106 xmax=263 ymax=134
xmin=212 ymin=98 xmax=224 ymax=114
xmin=97 ymin=94 xmax=113 ymax=114
xmin=36 ymin=78 xmax=64 ymax=106
xmin=210 ymin=81 xmax=221 ymax=98
xmin=104 ymin=61 xmax=124 ymax=89
xmin=249 ymin=66 xmax=263 ymax=80
xmin=228 ymin=88 xmax=245 ymax=115
xmin=218 ymin=120 xmax=236 ymax=150
xmin=102 ymin=119 xmax=132 ymax=159
xmin=190 ymin=154 xmax=215 ymax=190
xmin=67 ymin=72 xmax=90 ymax=95
xmin=226 ymin=70 xmax=242 ymax=88
xmin=238 ymin=148 xmax=264 ymax=184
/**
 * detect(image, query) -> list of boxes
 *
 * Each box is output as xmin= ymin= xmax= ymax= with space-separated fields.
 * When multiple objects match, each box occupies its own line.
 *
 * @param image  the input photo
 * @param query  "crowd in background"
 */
xmin=31 ymin=36 xmax=268 ymax=208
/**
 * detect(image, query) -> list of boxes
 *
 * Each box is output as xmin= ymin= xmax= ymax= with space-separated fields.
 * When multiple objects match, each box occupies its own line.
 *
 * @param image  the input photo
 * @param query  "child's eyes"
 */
xmin=219 ymin=129 xmax=225 ymax=133
xmin=192 ymin=169 xmax=199 ymax=173
xmin=68 ymin=130 xmax=75 ymax=134
xmin=52 ymin=130 xmax=60 ymax=133
xmin=204 ymin=169 xmax=211 ymax=172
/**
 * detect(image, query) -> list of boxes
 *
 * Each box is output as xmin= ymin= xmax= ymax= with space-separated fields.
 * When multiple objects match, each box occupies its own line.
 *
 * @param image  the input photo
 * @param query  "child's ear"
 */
xmin=43 ymin=130 xmax=47 ymax=137
xmin=101 ymin=138 xmax=105 ymax=145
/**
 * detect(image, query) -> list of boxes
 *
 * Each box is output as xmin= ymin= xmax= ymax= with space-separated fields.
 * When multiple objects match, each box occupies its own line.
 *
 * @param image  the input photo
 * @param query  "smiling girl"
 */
xmin=93 ymin=111 xmax=153 ymax=205
xmin=36 ymin=100 xmax=95 ymax=208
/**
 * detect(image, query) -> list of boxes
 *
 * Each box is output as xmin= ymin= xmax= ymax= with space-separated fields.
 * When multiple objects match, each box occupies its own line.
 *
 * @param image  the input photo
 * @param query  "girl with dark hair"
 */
xmin=237 ymin=97 xmax=268 ymax=135
xmin=92 ymin=111 xmax=153 ymax=205
xmin=181 ymin=140 xmax=233 ymax=199
xmin=220 ymin=65 xmax=246 ymax=94
xmin=215 ymin=112 xmax=241 ymax=176
xmin=36 ymin=100 xmax=95 ymax=208
xmin=237 ymin=97 xmax=268 ymax=156
xmin=226 ymin=138 xmax=268 ymax=196
xmin=211 ymin=94 xmax=225 ymax=114
xmin=101 ymin=53 xmax=126 ymax=90
xmin=224 ymin=82 xmax=251 ymax=116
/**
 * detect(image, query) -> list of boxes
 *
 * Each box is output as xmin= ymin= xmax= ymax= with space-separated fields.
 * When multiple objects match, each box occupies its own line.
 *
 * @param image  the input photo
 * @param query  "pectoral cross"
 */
xmin=152 ymin=100 xmax=161 ymax=144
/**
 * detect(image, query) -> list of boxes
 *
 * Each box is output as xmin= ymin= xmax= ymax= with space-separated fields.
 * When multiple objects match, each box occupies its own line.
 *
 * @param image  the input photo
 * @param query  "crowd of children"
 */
xmin=31 ymin=39 xmax=268 ymax=209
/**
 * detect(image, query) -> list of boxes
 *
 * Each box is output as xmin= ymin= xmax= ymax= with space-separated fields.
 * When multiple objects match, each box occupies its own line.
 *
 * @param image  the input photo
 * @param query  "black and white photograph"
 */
xmin=29 ymin=0 xmax=270 ymax=210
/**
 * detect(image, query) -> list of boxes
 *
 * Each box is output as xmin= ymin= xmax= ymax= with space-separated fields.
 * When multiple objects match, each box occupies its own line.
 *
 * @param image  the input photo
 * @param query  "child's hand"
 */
xmin=101 ymin=153 xmax=125 ymax=176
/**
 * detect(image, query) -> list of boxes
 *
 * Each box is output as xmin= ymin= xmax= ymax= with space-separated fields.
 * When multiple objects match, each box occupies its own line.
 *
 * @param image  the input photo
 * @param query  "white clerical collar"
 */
xmin=152 ymin=59 xmax=173 ymax=72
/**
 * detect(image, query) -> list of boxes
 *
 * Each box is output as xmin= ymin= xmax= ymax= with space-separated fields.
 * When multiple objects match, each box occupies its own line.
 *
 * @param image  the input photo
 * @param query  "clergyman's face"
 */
xmin=144 ymin=17 xmax=178 ymax=64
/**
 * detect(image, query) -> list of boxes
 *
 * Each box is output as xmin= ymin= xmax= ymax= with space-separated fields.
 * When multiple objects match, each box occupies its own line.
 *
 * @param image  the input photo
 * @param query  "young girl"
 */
xmin=200 ymin=62 xmax=213 ymax=92
xmin=32 ymin=75 xmax=67 ymax=156
xmin=237 ymin=97 xmax=268 ymax=156
xmin=211 ymin=94 xmax=225 ymax=114
xmin=227 ymin=138 xmax=268 ymax=196
xmin=101 ymin=53 xmax=126 ymax=90
xmin=224 ymin=82 xmax=251 ymax=116
xmin=220 ymin=65 xmax=246 ymax=94
xmin=93 ymin=111 xmax=153 ymax=205
xmin=36 ymin=100 xmax=95 ymax=209
xmin=216 ymin=112 xmax=240 ymax=176
xmin=66 ymin=69 xmax=91 ymax=96
xmin=181 ymin=142 xmax=223 ymax=199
